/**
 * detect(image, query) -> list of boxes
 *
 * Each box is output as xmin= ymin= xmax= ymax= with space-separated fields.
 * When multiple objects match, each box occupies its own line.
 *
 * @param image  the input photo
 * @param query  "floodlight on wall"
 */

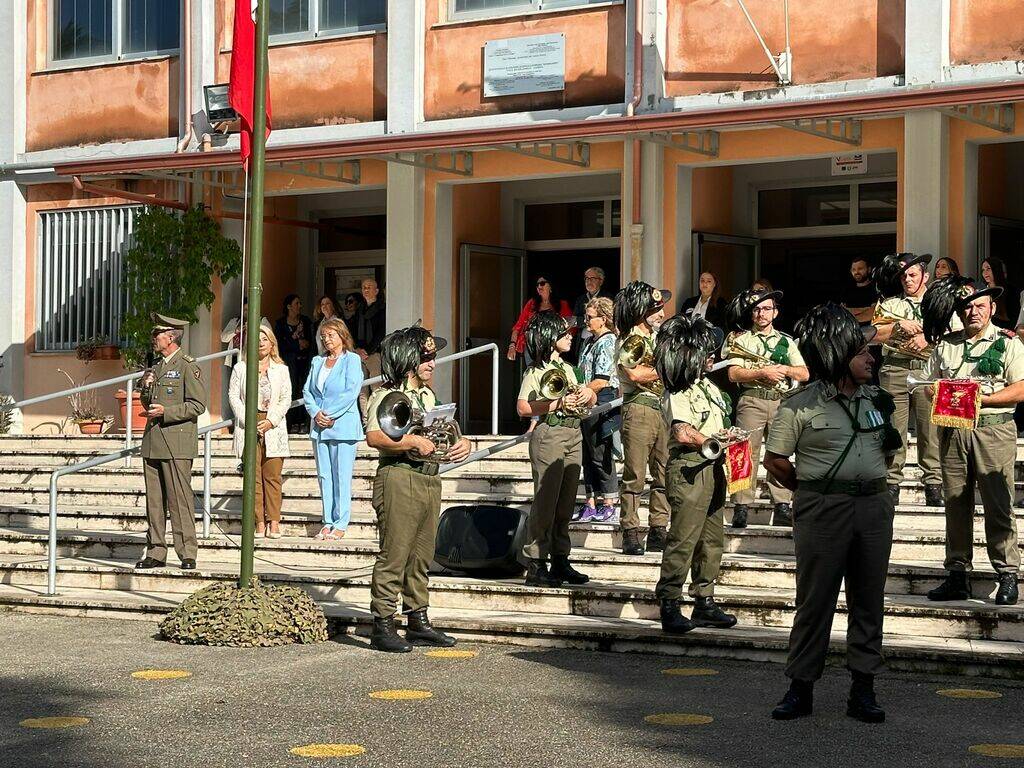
xmin=204 ymin=84 xmax=237 ymax=123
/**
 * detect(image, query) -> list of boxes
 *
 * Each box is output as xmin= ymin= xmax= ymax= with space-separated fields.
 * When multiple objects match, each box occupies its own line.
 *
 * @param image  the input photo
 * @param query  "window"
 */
xmin=758 ymin=186 xmax=851 ymax=229
xmin=857 ymin=181 xmax=898 ymax=224
xmin=524 ymin=198 xmax=620 ymax=242
xmin=52 ymin=0 xmax=179 ymax=64
xmin=269 ymin=0 xmax=386 ymax=39
xmin=37 ymin=207 xmax=139 ymax=351
xmin=450 ymin=0 xmax=610 ymax=21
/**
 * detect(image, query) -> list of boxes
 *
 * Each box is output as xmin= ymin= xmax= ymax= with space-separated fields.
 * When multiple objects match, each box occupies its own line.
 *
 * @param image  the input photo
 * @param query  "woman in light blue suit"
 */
xmin=302 ymin=317 xmax=364 ymax=539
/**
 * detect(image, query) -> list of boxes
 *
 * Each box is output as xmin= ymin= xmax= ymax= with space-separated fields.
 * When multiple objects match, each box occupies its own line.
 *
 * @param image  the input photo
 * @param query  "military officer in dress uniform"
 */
xmin=614 ymin=281 xmax=672 ymax=556
xmin=765 ymin=303 xmax=901 ymax=723
xmin=722 ymin=287 xmax=809 ymax=528
xmin=921 ymin=277 xmax=1022 ymax=606
xmin=871 ymin=253 xmax=946 ymax=507
xmin=364 ymin=326 xmax=472 ymax=653
xmin=135 ymin=314 xmax=208 ymax=571
xmin=653 ymin=315 xmax=738 ymax=634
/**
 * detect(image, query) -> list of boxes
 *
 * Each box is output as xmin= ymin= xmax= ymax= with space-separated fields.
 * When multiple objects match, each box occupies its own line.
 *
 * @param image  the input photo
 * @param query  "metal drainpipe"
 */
xmin=176 ymin=0 xmax=194 ymax=155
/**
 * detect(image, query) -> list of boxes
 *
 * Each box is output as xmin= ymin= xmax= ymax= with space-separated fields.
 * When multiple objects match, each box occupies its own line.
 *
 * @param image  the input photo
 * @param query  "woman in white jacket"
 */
xmin=229 ymin=323 xmax=292 ymax=538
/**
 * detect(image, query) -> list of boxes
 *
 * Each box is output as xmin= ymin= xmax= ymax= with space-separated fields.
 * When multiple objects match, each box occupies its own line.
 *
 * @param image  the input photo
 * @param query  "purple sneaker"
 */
xmin=573 ymin=504 xmax=597 ymax=522
xmin=593 ymin=505 xmax=619 ymax=524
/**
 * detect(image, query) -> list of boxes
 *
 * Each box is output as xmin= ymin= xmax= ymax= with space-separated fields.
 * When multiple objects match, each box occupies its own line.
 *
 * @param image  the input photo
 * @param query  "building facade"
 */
xmin=3 ymin=0 xmax=1024 ymax=432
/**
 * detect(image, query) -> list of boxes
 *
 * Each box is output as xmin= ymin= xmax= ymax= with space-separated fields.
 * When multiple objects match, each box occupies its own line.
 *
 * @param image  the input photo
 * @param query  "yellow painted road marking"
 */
xmin=131 ymin=670 xmax=192 ymax=681
xmin=969 ymin=744 xmax=1024 ymax=758
xmin=20 ymin=717 xmax=90 ymax=729
xmin=937 ymin=688 xmax=1002 ymax=700
xmin=290 ymin=744 xmax=367 ymax=758
xmin=644 ymin=713 xmax=714 ymax=726
xmin=369 ymin=689 xmax=433 ymax=700
xmin=425 ymin=649 xmax=478 ymax=659
xmin=662 ymin=668 xmax=719 ymax=677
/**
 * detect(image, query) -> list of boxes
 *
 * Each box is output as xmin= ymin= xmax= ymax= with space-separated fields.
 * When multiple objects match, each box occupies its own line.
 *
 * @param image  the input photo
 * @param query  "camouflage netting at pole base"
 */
xmin=159 ymin=577 xmax=329 ymax=647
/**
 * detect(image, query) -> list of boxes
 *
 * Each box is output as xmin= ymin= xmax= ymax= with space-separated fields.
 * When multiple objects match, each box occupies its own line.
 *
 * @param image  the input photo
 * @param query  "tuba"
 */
xmin=699 ymin=427 xmax=752 ymax=461
xmin=872 ymin=304 xmax=931 ymax=361
xmin=376 ymin=390 xmax=462 ymax=462
xmin=723 ymin=331 xmax=790 ymax=392
xmin=618 ymin=334 xmax=664 ymax=397
xmin=539 ymin=367 xmax=591 ymax=418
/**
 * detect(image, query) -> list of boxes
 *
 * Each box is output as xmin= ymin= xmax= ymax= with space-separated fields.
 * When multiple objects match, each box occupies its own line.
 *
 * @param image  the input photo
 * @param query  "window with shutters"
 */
xmin=51 ymin=0 xmax=180 ymax=65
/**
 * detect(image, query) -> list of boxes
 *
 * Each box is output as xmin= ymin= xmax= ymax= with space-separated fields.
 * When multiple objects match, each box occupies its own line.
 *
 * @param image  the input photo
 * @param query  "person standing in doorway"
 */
xmin=355 ymin=278 xmax=386 ymax=418
xmin=571 ymin=266 xmax=613 ymax=361
xmin=842 ymin=257 xmax=878 ymax=324
xmin=274 ymin=293 xmax=313 ymax=433
xmin=313 ymin=296 xmax=341 ymax=356
xmin=508 ymin=276 xmax=574 ymax=362
xmin=680 ymin=272 xmax=726 ymax=327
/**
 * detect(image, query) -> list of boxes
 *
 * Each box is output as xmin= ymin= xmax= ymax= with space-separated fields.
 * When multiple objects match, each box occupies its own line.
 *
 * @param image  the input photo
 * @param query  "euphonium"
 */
xmin=699 ymin=427 xmax=752 ymax=461
xmin=618 ymin=334 xmax=664 ymax=396
xmin=872 ymin=304 xmax=931 ymax=361
xmin=539 ymin=367 xmax=591 ymax=418
xmin=376 ymin=390 xmax=462 ymax=461
xmin=723 ymin=331 xmax=790 ymax=392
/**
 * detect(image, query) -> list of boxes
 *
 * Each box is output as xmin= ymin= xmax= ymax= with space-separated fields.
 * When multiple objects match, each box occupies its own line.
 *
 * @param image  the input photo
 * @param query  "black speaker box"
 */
xmin=433 ymin=504 xmax=528 ymax=577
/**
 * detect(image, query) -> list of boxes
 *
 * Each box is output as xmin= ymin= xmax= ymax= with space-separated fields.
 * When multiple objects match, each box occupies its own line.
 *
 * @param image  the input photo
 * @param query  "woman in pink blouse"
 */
xmin=507 ymin=275 xmax=574 ymax=362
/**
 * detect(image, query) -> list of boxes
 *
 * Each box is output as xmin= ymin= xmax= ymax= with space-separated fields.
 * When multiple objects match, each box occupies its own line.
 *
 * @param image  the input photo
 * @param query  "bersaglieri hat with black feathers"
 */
xmin=654 ymin=315 xmax=723 ymax=394
xmin=724 ymin=287 xmax=784 ymax=332
xmin=794 ymin=303 xmax=875 ymax=384
xmin=614 ymin=281 xmax=672 ymax=334
xmin=874 ymin=252 xmax=932 ymax=300
xmin=380 ymin=325 xmax=448 ymax=387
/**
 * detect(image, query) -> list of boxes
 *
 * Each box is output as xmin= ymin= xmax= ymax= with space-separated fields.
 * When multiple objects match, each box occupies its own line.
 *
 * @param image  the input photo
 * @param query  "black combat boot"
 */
xmin=772 ymin=503 xmax=793 ymax=527
xmin=660 ymin=598 xmax=695 ymax=635
xmin=370 ymin=616 xmax=413 ymax=653
xmin=524 ymin=559 xmax=562 ymax=588
xmin=771 ymin=679 xmax=813 ymax=720
xmin=691 ymin=597 xmax=737 ymax=629
xmin=405 ymin=609 xmax=456 ymax=647
xmin=549 ymin=555 xmax=589 ymax=585
xmin=927 ymin=571 xmax=970 ymax=601
xmin=888 ymin=485 xmax=900 ymax=505
xmin=847 ymin=671 xmax=885 ymax=723
xmin=621 ymin=528 xmax=645 ymax=556
xmin=645 ymin=526 xmax=668 ymax=553
xmin=924 ymin=485 xmax=943 ymax=507
xmin=731 ymin=505 xmax=749 ymax=529
xmin=995 ymin=573 xmax=1019 ymax=606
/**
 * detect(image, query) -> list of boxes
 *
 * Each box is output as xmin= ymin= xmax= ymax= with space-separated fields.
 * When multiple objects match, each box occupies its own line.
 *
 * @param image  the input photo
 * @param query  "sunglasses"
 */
xmin=536 ymin=280 xmax=549 ymax=287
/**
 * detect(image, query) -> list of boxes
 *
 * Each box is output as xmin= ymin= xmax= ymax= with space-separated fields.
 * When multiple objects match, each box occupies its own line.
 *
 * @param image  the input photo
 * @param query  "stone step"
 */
xmin=0 ymin=582 xmax=1019 ymax=678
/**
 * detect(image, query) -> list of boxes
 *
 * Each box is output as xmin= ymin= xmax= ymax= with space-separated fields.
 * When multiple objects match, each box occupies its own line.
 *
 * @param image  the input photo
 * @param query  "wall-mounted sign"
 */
xmin=831 ymin=153 xmax=867 ymax=176
xmin=483 ymin=33 xmax=565 ymax=98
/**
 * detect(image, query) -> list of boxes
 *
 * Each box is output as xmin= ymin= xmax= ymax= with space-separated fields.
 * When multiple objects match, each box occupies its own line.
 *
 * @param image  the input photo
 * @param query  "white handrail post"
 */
xmin=202 ymin=431 xmax=212 ymax=539
xmin=491 ymin=343 xmax=499 ymax=435
xmin=124 ymin=377 xmax=134 ymax=468
xmin=47 ymin=473 xmax=59 ymax=596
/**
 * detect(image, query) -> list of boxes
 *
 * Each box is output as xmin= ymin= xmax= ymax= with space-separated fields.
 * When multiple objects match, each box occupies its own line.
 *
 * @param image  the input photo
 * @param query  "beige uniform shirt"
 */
xmin=616 ymin=330 xmax=659 ymax=403
xmin=766 ymin=382 xmax=895 ymax=482
xmin=922 ymin=323 xmax=1024 ymax=416
xmin=875 ymin=295 xmax=962 ymax=363
xmin=723 ymin=328 xmax=806 ymax=390
xmin=662 ymin=379 xmax=729 ymax=450
xmin=518 ymin=359 xmax=580 ymax=418
xmin=365 ymin=380 xmax=439 ymax=457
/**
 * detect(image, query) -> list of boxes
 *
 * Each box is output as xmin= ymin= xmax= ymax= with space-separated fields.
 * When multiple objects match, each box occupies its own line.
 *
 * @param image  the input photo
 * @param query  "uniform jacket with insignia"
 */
xmin=140 ymin=349 xmax=208 ymax=460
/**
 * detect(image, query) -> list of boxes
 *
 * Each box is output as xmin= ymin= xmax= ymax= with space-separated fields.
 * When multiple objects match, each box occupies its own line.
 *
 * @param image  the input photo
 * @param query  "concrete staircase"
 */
xmin=0 ymin=434 xmax=1022 ymax=677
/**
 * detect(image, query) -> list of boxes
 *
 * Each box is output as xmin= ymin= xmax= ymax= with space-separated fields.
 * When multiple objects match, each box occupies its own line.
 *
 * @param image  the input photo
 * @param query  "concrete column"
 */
xmin=386 ymin=161 xmax=425 ymax=330
xmin=640 ymin=140 xmax=664 ymax=286
xmin=387 ymin=1 xmax=424 ymax=133
xmin=641 ymin=0 xmax=668 ymax=111
xmin=675 ymin=166 xmax=694 ymax=300
xmin=190 ymin=0 xmax=218 ymax=141
xmin=432 ymin=183 xmax=454 ymax=403
xmin=903 ymin=110 xmax=949 ymax=259
xmin=905 ymin=0 xmax=950 ymax=85
xmin=620 ymin=141 xmax=638 ymax=285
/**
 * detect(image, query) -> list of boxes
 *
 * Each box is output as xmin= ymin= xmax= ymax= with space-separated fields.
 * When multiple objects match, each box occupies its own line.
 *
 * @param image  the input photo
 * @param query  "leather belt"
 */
xmin=977 ymin=412 xmax=1015 ymax=428
xmin=623 ymin=394 xmax=661 ymax=411
xmin=882 ymin=357 xmax=926 ymax=370
xmin=799 ymin=478 xmax=888 ymax=496
xmin=740 ymin=387 xmax=784 ymax=401
xmin=542 ymin=414 xmax=581 ymax=429
xmin=378 ymin=456 xmax=440 ymax=477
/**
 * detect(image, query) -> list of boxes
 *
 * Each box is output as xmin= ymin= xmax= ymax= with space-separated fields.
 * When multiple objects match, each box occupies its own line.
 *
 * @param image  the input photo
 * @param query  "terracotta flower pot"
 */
xmin=115 ymin=389 xmax=148 ymax=432
xmin=77 ymin=419 xmax=106 ymax=435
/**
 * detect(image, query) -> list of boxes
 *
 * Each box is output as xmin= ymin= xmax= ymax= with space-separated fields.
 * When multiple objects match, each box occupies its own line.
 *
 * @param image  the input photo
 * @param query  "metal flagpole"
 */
xmin=239 ymin=0 xmax=270 ymax=586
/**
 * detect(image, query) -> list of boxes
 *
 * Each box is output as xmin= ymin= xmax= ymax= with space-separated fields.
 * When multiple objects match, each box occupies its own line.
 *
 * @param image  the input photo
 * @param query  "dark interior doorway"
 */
xmin=524 ymin=248 xmax=622 ymax=311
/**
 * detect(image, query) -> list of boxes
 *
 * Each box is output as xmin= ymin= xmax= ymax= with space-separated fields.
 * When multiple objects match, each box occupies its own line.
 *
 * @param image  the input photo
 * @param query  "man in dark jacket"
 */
xmin=355 ymin=278 xmax=386 ymax=417
xmin=571 ymin=267 xmax=614 ymax=361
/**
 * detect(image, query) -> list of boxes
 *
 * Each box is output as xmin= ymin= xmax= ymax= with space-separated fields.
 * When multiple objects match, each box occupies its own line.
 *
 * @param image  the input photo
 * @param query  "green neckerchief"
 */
xmin=959 ymin=333 xmax=1006 ymax=377
xmin=695 ymin=380 xmax=733 ymax=430
xmin=753 ymin=330 xmax=790 ymax=365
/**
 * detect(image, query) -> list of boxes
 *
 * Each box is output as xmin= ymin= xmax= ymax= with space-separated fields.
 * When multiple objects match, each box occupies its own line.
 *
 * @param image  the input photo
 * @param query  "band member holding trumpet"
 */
xmin=614 ymin=281 xmax=672 ymax=556
xmin=517 ymin=312 xmax=594 ymax=587
xmin=722 ymin=287 xmax=809 ymax=528
xmin=920 ymin=277 xmax=1022 ymax=606
xmin=364 ymin=326 xmax=471 ymax=653
xmin=871 ymin=252 xmax=944 ymax=506
xmin=653 ymin=315 xmax=738 ymax=634
xmin=765 ymin=304 xmax=900 ymax=723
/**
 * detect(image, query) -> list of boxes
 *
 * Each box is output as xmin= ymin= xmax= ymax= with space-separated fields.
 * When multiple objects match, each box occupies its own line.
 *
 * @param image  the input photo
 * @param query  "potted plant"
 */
xmin=58 ymin=370 xmax=111 ymax=435
xmin=76 ymin=334 xmax=120 ymax=361
xmin=0 ymin=394 xmax=14 ymax=435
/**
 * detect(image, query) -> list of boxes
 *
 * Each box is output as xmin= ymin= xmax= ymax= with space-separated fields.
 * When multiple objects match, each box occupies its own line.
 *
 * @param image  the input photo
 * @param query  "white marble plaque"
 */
xmin=483 ymin=33 xmax=565 ymax=98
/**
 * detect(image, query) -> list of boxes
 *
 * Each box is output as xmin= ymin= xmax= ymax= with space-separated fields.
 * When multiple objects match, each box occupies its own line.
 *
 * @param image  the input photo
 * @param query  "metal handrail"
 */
xmin=43 ymin=342 xmax=501 ymax=596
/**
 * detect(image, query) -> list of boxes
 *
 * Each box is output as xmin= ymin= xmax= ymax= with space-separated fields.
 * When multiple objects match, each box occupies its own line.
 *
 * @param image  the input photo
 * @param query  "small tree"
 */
xmin=120 ymin=206 xmax=243 ymax=369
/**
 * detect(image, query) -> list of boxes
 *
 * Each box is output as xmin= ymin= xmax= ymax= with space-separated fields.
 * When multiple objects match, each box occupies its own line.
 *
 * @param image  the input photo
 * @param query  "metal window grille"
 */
xmin=37 ymin=206 xmax=140 ymax=352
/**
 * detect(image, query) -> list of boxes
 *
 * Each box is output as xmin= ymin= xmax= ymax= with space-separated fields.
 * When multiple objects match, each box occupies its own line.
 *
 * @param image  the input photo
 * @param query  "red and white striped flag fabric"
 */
xmin=228 ymin=0 xmax=272 ymax=169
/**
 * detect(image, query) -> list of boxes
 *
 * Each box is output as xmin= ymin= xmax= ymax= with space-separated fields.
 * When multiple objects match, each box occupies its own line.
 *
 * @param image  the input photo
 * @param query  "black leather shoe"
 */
xmin=370 ymin=616 xmax=413 ymax=653
xmin=995 ymin=573 xmax=1019 ymax=606
xmin=135 ymin=557 xmax=166 ymax=570
xmin=771 ymin=680 xmax=813 ymax=720
xmin=405 ymin=609 xmax=456 ymax=647
xmin=660 ymin=599 xmax=695 ymax=635
xmin=927 ymin=571 xmax=970 ymax=601
xmin=691 ymin=597 xmax=737 ymax=628
xmin=847 ymin=672 xmax=885 ymax=723
xmin=645 ymin=526 xmax=668 ymax=553
xmin=180 ymin=559 xmax=196 ymax=571
xmin=772 ymin=503 xmax=793 ymax=527
xmin=731 ymin=505 xmax=749 ymax=529
xmin=621 ymin=528 xmax=645 ymax=556
xmin=888 ymin=485 xmax=900 ymax=505
xmin=549 ymin=556 xmax=589 ymax=585
xmin=524 ymin=559 xmax=562 ymax=588
xmin=924 ymin=485 xmax=944 ymax=507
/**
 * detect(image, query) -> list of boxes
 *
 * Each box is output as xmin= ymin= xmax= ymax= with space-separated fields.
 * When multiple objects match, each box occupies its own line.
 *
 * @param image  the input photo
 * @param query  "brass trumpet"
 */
xmin=376 ymin=390 xmax=462 ymax=462
xmin=872 ymin=304 xmax=931 ymax=361
xmin=906 ymin=374 xmax=996 ymax=395
xmin=723 ymin=331 xmax=790 ymax=392
xmin=618 ymin=334 xmax=664 ymax=396
xmin=539 ymin=367 xmax=592 ymax=418
xmin=699 ymin=427 xmax=752 ymax=461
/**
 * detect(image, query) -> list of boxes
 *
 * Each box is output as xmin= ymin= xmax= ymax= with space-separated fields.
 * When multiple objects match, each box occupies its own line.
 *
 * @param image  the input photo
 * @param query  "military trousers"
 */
xmin=370 ymin=465 xmax=443 ymax=619
xmin=523 ymin=423 xmax=582 ymax=561
xmin=938 ymin=419 xmax=1021 ymax=575
xmin=619 ymin=402 xmax=670 ymax=532
xmin=143 ymin=458 xmax=198 ymax=563
xmin=880 ymin=361 xmax=941 ymax=487
xmin=733 ymin=393 xmax=792 ymax=506
xmin=655 ymin=457 xmax=726 ymax=601
xmin=785 ymin=489 xmax=894 ymax=683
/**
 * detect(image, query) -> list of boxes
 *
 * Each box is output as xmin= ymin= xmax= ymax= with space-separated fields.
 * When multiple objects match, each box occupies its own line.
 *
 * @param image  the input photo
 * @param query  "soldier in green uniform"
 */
xmin=653 ymin=315 xmax=738 ymax=634
xmin=920 ymin=277 xmax=1022 ymax=606
xmin=614 ymin=281 xmax=672 ymax=556
xmin=364 ymin=326 xmax=472 ymax=653
xmin=722 ymin=287 xmax=809 ymax=528
xmin=871 ymin=253 xmax=947 ymax=507
xmin=135 ymin=314 xmax=208 ymax=571
xmin=516 ymin=312 xmax=594 ymax=587
xmin=765 ymin=303 xmax=900 ymax=724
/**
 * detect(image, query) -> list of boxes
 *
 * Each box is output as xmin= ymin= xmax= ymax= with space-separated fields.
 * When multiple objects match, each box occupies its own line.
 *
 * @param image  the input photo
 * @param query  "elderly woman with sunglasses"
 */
xmin=508 ymin=275 xmax=574 ymax=363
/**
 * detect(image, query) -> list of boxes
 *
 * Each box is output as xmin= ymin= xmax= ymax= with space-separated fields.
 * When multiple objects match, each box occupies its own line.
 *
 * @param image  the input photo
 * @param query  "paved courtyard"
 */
xmin=1 ymin=613 xmax=1022 ymax=768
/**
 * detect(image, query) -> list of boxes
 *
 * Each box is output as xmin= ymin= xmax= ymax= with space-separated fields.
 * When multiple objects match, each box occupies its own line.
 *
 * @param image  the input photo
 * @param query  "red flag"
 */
xmin=228 ymin=0 xmax=272 ymax=169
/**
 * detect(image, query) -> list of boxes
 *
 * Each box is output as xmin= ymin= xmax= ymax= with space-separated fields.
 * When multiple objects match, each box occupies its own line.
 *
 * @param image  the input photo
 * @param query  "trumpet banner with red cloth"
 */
xmin=930 ymin=379 xmax=981 ymax=429
xmin=725 ymin=439 xmax=754 ymax=494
